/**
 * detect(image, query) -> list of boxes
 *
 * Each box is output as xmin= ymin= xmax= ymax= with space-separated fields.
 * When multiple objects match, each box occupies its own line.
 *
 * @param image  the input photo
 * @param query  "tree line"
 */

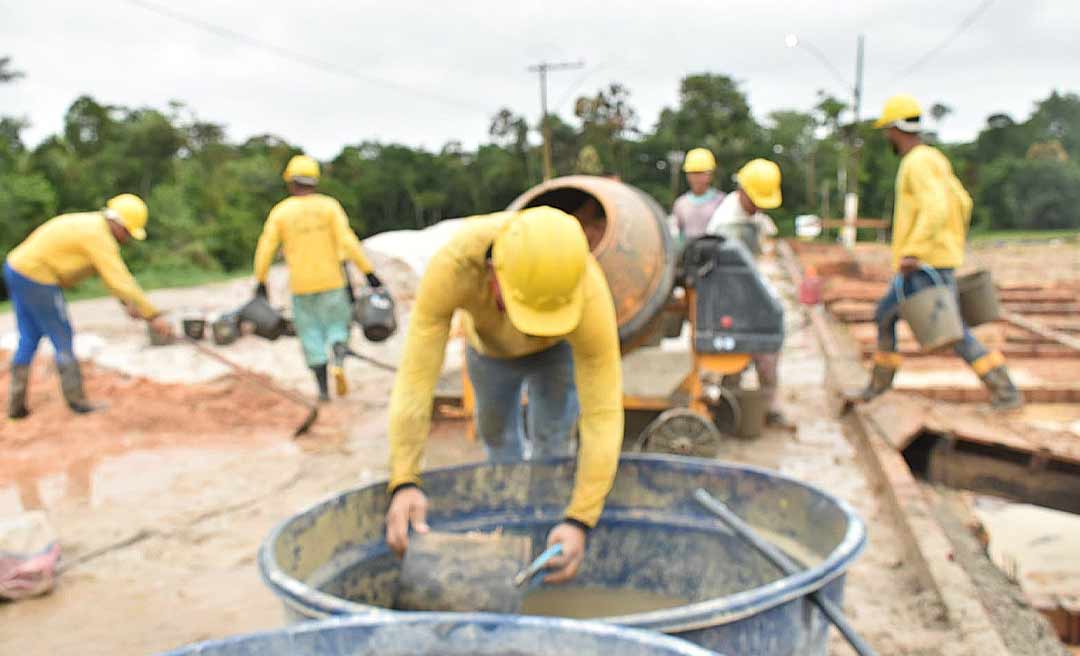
xmin=2 ymin=54 xmax=1078 ymax=277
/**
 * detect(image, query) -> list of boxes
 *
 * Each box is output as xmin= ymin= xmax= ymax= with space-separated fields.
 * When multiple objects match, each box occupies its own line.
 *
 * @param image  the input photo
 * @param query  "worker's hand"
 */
xmin=365 ymin=272 xmax=383 ymax=288
xmin=385 ymin=486 xmax=429 ymax=558
xmin=899 ymin=256 xmax=920 ymax=276
xmin=148 ymin=315 xmax=173 ymax=339
xmin=254 ymin=282 xmax=268 ymax=299
xmin=543 ymin=522 xmax=587 ymax=584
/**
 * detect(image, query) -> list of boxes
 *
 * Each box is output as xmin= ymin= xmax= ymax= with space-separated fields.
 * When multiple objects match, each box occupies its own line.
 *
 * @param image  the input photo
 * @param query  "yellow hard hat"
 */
xmin=683 ymin=147 xmax=717 ymax=173
xmin=282 ymin=155 xmax=320 ymax=184
xmin=874 ymin=94 xmax=922 ymax=129
xmin=737 ymin=159 xmax=782 ymax=210
xmin=105 ymin=194 xmax=149 ymax=240
xmin=492 ymin=207 xmax=589 ymax=337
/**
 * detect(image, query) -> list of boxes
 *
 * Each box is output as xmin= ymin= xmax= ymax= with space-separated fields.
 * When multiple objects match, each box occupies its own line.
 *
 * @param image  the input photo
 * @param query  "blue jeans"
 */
xmin=3 ymin=261 xmax=76 ymax=367
xmin=875 ymin=267 xmax=988 ymax=364
xmin=466 ymin=341 xmax=579 ymax=462
xmin=292 ymin=287 xmax=352 ymax=367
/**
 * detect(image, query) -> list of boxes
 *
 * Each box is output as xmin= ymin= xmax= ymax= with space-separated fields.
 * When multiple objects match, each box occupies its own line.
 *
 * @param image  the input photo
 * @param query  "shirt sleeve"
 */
xmin=333 ymin=202 xmax=374 ymax=275
xmin=253 ymin=213 xmax=281 ymax=283
xmin=562 ymin=263 xmax=624 ymax=527
xmin=387 ymin=247 xmax=467 ymax=490
xmin=87 ymin=234 xmax=158 ymax=319
xmin=901 ymin=156 xmax=952 ymax=260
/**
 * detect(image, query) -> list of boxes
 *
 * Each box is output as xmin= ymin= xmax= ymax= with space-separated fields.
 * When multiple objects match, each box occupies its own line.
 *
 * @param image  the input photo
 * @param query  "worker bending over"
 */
xmin=705 ymin=158 xmax=791 ymax=428
xmin=5 ymin=194 xmax=172 ymax=417
xmin=859 ymin=95 xmax=1021 ymax=410
xmin=253 ymin=155 xmax=383 ymax=401
xmin=385 ymin=207 xmax=623 ymax=584
xmin=672 ymin=148 xmax=725 ymax=245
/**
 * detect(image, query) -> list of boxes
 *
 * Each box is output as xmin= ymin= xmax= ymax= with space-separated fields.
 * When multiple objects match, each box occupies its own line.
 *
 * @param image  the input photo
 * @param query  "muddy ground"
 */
xmin=0 ymin=242 xmax=1073 ymax=654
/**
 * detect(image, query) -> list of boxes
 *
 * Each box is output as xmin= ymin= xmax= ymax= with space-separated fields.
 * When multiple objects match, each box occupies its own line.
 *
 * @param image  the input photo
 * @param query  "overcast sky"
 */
xmin=1 ymin=0 xmax=1075 ymax=159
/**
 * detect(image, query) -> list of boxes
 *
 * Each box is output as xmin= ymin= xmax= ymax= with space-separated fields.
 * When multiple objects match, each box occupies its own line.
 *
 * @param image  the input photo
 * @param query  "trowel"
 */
xmin=396 ymin=530 xmax=533 ymax=613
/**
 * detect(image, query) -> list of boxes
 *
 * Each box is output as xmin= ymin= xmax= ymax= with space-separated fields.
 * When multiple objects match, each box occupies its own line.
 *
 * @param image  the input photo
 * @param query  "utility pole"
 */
xmin=528 ymin=60 xmax=584 ymax=180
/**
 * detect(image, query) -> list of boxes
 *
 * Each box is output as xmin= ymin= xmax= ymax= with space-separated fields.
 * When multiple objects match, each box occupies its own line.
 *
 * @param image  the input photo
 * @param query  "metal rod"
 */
xmin=694 ymin=488 xmax=878 ymax=656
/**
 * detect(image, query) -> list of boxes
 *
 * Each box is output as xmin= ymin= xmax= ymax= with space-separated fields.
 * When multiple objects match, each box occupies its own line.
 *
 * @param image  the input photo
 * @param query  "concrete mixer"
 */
xmin=452 ymin=175 xmax=783 ymax=456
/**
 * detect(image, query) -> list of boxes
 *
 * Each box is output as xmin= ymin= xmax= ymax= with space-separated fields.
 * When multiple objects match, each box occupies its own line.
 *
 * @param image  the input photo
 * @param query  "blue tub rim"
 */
xmin=258 ymin=453 xmax=867 ymax=634
xmin=158 ymin=611 xmax=722 ymax=655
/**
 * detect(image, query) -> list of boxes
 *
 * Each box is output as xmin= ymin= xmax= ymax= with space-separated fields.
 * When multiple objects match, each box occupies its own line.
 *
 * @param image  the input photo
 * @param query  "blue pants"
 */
xmin=466 ymin=341 xmax=579 ymax=462
xmin=4 ymin=261 xmax=76 ymax=367
xmin=292 ymin=287 xmax=352 ymax=367
xmin=874 ymin=267 xmax=988 ymax=364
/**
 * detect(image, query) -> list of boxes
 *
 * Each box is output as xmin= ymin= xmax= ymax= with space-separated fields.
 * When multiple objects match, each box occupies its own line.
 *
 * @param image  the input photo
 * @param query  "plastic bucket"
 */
xmin=158 ymin=613 xmax=721 ymax=656
xmin=259 ymin=455 xmax=866 ymax=656
xmin=957 ymin=269 xmax=1001 ymax=327
xmin=896 ymin=266 xmax=964 ymax=351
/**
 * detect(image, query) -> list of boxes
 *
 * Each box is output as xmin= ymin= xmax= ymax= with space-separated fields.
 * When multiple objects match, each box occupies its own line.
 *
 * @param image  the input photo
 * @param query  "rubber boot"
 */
xmin=8 ymin=364 xmax=30 ymax=419
xmin=58 ymin=361 xmax=100 ymax=414
xmin=311 ymin=364 xmax=330 ymax=402
xmin=981 ymin=366 xmax=1023 ymax=411
xmin=857 ymin=364 xmax=897 ymax=403
xmin=331 ymin=342 xmax=348 ymax=397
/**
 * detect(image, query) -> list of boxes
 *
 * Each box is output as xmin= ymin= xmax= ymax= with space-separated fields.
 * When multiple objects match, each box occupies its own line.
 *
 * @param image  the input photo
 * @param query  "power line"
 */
xmin=894 ymin=0 xmax=998 ymax=81
xmin=123 ymin=0 xmax=491 ymax=113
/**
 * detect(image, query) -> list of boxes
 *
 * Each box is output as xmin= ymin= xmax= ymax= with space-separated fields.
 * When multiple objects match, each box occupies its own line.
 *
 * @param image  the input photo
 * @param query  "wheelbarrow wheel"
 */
xmin=636 ymin=408 xmax=724 ymax=458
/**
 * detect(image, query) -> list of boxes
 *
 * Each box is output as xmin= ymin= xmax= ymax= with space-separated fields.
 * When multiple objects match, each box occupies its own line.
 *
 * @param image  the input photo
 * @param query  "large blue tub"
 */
xmin=161 ymin=613 xmax=719 ymax=655
xmin=259 ymin=455 xmax=866 ymax=655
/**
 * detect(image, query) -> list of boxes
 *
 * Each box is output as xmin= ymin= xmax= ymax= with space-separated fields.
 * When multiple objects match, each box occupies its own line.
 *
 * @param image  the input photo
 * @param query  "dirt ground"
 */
xmin=0 ymin=240 xmax=1074 ymax=654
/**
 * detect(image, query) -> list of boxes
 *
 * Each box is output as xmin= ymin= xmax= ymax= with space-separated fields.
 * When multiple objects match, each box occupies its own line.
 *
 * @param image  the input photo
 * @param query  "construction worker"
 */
xmin=859 ymin=95 xmax=1021 ymax=410
xmin=705 ymin=158 xmax=791 ymax=429
xmin=4 ymin=194 xmax=172 ymax=417
xmin=253 ymin=155 xmax=382 ymax=401
xmin=671 ymin=147 xmax=725 ymax=244
xmin=385 ymin=207 xmax=622 ymax=584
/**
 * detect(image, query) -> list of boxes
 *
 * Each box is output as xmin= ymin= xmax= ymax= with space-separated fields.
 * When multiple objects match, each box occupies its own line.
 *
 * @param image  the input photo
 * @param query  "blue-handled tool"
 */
xmin=512 ymin=544 xmax=564 ymax=587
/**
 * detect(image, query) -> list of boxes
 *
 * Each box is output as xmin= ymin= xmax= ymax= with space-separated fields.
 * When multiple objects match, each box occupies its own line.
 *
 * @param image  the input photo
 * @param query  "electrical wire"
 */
xmin=893 ymin=0 xmax=998 ymax=82
xmin=123 ymin=0 xmax=491 ymax=113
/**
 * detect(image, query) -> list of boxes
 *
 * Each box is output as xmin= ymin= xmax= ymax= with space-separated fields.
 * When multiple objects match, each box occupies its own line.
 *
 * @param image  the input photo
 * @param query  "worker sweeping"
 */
xmin=4 ymin=194 xmax=172 ymax=418
xmin=858 ymin=95 xmax=1021 ymax=410
xmin=384 ymin=207 xmax=623 ymax=584
xmin=704 ymin=158 xmax=791 ymax=429
xmin=671 ymin=147 xmax=726 ymax=245
xmin=253 ymin=155 xmax=383 ymax=401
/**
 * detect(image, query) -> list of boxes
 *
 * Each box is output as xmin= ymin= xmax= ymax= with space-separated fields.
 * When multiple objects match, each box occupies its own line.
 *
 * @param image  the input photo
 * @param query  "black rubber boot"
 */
xmin=858 ymin=364 xmax=897 ymax=403
xmin=981 ymin=366 xmax=1023 ymax=411
xmin=8 ymin=364 xmax=30 ymax=419
xmin=58 ymin=361 xmax=100 ymax=414
xmin=311 ymin=364 xmax=330 ymax=402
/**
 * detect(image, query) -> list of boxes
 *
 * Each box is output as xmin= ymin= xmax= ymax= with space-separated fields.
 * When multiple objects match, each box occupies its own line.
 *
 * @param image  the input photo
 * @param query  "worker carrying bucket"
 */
xmin=4 ymin=194 xmax=174 ymax=417
xmin=856 ymin=95 xmax=1021 ymax=410
xmin=385 ymin=207 xmax=623 ymax=584
xmin=253 ymin=155 xmax=385 ymax=402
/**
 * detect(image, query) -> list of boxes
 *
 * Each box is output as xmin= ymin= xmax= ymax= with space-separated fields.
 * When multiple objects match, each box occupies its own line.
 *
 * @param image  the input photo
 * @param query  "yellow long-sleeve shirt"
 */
xmin=891 ymin=144 xmax=973 ymax=270
xmin=253 ymin=193 xmax=374 ymax=295
xmin=6 ymin=212 xmax=159 ymax=318
xmin=388 ymin=212 xmax=624 ymax=527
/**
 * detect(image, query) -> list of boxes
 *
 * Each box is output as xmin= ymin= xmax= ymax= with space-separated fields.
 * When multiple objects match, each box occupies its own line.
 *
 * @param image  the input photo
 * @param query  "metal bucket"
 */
xmin=158 ymin=613 xmax=720 ymax=656
xmin=259 ymin=455 xmax=866 ymax=656
xmin=896 ymin=267 xmax=964 ymax=351
xmin=507 ymin=176 xmax=677 ymax=349
xmin=240 ymin=296 xmax=285 ymax=341
xmin=957 ymin=269 xmax=1001 ymax=327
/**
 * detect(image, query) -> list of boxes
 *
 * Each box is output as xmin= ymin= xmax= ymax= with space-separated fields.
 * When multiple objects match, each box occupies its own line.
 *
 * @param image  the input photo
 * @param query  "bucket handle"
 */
xmin=893 ymin=264 xmax=948 ymax=303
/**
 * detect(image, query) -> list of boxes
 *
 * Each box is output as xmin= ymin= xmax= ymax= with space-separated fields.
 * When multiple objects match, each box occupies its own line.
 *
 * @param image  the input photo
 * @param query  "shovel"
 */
xmin=185 ymin=338 xmax=319 ymax=437
xmin=694 ymin=489 xmax=878 ymax=656
xmin=396 ymin=530 xmax=533 ymax=613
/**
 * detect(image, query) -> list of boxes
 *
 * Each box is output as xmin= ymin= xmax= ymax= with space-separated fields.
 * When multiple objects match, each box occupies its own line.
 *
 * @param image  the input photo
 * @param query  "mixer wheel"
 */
xmin=635 ymin=408 xmax=723 ymax=458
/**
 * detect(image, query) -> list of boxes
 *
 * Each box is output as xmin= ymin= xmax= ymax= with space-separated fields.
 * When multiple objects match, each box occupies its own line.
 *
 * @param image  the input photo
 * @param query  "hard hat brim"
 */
xmin=498 ymin=277 xmax=585 ymax=338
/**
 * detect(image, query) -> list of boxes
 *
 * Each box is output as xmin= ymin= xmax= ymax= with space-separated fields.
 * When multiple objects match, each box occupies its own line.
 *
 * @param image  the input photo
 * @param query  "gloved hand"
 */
xmin=255 ymin=282 xmax=268 ymax=299
xmin=365 ymin=272 xmax=383 ymax=288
